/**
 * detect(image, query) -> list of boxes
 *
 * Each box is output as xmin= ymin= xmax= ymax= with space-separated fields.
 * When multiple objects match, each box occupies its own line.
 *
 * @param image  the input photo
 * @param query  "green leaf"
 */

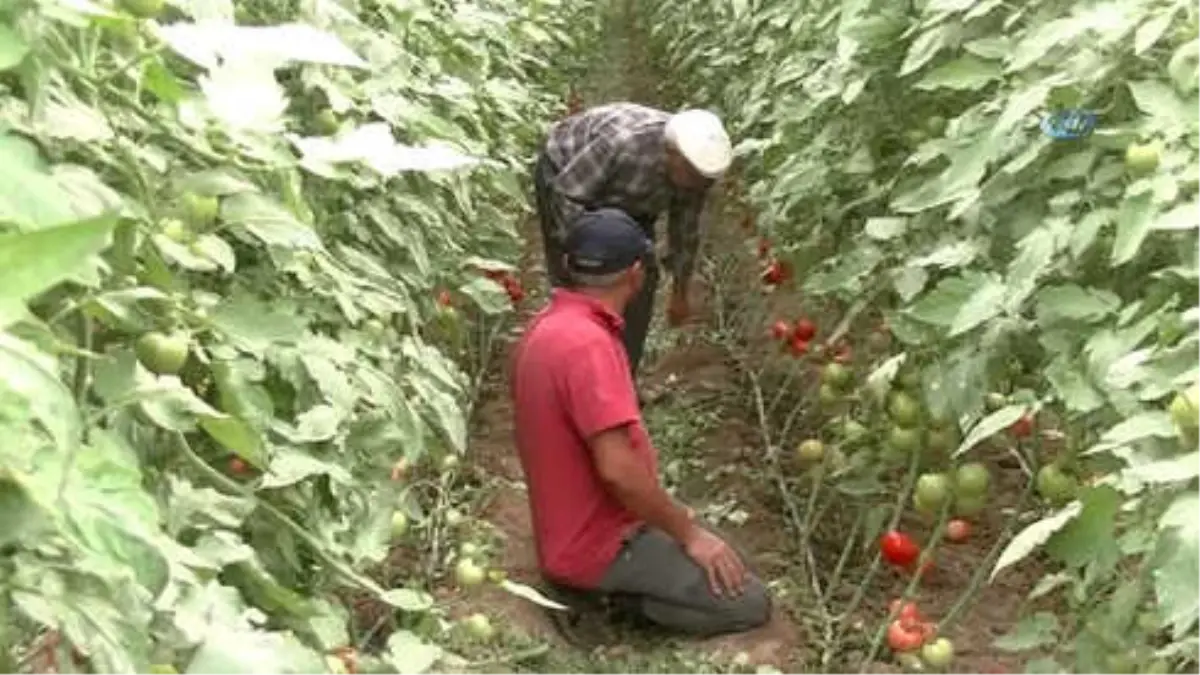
xmin=956 ymin=404 xmax=1028 ymax=458
xmin=1046 ymin=486 xmax=1121 ymax=570
xmin=1128 ymin=80 xmax=1199 ymax=137
xmin=457 ymin=276 xmax=511 ymax=316
xmin=993 ymin=612 xmax=1059 ymax=652
xmin=914 ymin=54 xmax=1001 ymax=91
xmin=1123 ymin=451 xmax=1200 ymax=485
xmin=1084 ymin=412 xmax=1176 ymax=455
xmin=0 ymin=333 xmax=81 ymax=451
xmin=949 ymin=275 xmax=1006 ymax=337
xmin=379 ymin=588 xmax=434 ymax=611
xmin=259 ymin=449 xmax=352 ymax=489
xmin=1045 ymin=357 xmax=1105 ymax=414
xmin=386 ymin=630 xmax=442 ymax=674
xmin=199 ymin=415 xmax=267 ymax=467
xmin=1151 ymin=200 xmax=1198 ymax=231
xmin=1035 ymin=284 xmax=1120 ymax=323
xmin=1154 ymin=492 xmax=1199 ymax=638
xmin=900 ymin=23 xmax=957 ymax=76
xmin=0 ymin=134 xmax=106 ymax=229
xmin=1111 ymin=193 xmax=1156 ymax=266
xmin=907 ymin=273 xmax=986 ymax=327
xmin=991 ymin=503 xmax=1082 ymax=581
xmin=221 ymin=193 xmax=322 ymax=250
xmin=0 ymin=24 xmax=30 ymax=70
xmin=1135 ymin=10 xmax=1179 ymax=55
xmin=0 ymin=216 xmax=115 ymax=328
xmin=864 ymin=217 xmax=908 ymax=240
xmin=210 ymin=294 xmax=307 ymax=354
xmin=1168 ymin=40 xmax=1200 ymax=94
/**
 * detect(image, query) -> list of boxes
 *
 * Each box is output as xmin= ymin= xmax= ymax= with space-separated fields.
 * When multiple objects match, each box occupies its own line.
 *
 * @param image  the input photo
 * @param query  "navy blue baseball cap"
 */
xmin=565 ymin=209 xmax=654 ymax=275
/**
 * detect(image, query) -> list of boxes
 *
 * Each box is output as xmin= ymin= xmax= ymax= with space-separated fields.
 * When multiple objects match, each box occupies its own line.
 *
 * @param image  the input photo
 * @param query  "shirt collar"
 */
xmin=550 ymin=288 xmax=625 ymax=333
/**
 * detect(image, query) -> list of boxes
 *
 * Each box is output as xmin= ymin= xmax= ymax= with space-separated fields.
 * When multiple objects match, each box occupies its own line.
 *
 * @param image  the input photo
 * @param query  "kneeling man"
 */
xmin=510 ymin=208 xmax=770 ymax=637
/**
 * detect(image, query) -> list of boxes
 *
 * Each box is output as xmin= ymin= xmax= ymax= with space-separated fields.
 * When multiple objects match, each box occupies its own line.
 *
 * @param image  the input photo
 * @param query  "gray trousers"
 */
xmin=592 ymin=526 xmax=772 ymax=637
xmin=532 ymin=151 xmax=660 ymax=381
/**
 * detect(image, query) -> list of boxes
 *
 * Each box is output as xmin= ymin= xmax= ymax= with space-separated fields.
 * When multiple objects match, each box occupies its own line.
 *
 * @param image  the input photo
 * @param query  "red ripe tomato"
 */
xmin=229 ymin=457 xmax=248 ymax=475
xmin=757 ymin=237 xmax=771 ymax=258
xmin=436 ymin=289 xmax=452 ymax=307
xmin=879 ymin=531 xmax=920 ymax=567
xmin=889 ymin=599 xmax=923 ymax=624
xmin=483 ymin=268 xmax=506 ymax=281
xmin=887 ymin=620 xmax=925 ymax=652
xmin=789 ymin=336 xmax=810 ymax=356
xmin=770 ymin=320 xmax=791 ymax=340
xmin=507 ymin=286 xmax=525 ymax=304
xmin=762 ymin=262 xmax=784 ymax=285
xmin=793 ymin=317 xmax=817 ymax=341
xmin=946 ymin=519 xmax=971 ymax=543
xmin=916 ymin=621 xmax=938 ymax=643
xmin=1009 ymin=414 xmax=1034 ymax=438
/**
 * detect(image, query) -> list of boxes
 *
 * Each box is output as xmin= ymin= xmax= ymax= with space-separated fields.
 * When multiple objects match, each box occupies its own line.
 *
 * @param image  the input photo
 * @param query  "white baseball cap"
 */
xmin=664 ymin=109 xmax=733 ymax=178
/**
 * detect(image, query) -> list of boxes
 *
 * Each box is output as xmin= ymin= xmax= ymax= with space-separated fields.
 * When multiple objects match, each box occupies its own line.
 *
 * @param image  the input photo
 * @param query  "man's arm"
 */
xmin=590 ymin=426 xmax=695 ymax=544
xmin=561 ymin=342 xmax=695 ymax=544
xmin=666 ymin=190 xmax=706 ymax=293
xmin=546 ymin=136 xmax=620 ymax=245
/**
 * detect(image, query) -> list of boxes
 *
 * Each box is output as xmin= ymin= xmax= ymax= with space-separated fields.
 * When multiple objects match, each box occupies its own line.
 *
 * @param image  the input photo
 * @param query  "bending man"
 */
xmin=532 ymin=103 xmax=733 ymax=381
xmin=510 ymin=208 xmax=770 ymax=637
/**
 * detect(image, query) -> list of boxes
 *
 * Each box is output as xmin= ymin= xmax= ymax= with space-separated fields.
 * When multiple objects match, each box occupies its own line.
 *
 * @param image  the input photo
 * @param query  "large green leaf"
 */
xmin=0 ymin=216 xmax=115 ymax=327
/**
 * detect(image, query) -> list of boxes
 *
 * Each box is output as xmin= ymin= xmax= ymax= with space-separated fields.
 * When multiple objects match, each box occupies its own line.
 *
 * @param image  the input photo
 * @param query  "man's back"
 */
xmin=510 ymin=290 xmax=654 ymax=589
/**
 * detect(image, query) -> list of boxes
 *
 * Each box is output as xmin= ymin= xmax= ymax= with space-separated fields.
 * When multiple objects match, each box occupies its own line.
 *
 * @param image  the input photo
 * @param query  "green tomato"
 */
xmin=1036 ymin=464 xmax=1078 ymax=505
xmin=1169 ymin=384 xmax=1199 ymax=437
xmin=390 ymin=512 xmax=408 ymax=540
xmin=455 ymin=558 xmax=485 ymax=587
xmin=954 ymin=493 xmax=987 ymax=517
xmin=161 ymin=218 xmax=188 ymax=242
xmin=898 ymin=369 xmax=922 ymax=391
xmin=889 ymin=392 xmax=922 ymax=429
xmin=914 ymin=473 xmax=952 ymax=514
xmin=1125 ymin=142 xmax=1162 ymax=174
xmin=921 ymin=638 xmax=954 ymax=669
xmin=797 ymin=439 xmax=825 ymax=462
xmin=822 ymin=362 xmax=853 ymax=390
xmin=926 ymin=427 xmax=959 ymax=455
xmin=316 ymin=109 xmax=340 ymax=135
xmin=888 ymin=426 xmax=923 ymax=456
xmin=818 ymin=383 xmax=841 ymax=407
xmin=464 ymin=613 xmax=494 ymax=640
xmin=460 ymin=542 xmax=480 ymax=557
xmin=444 ymin=508 xmax=464 ymax=527
xmin=135 ymin=332 xmax=190 ymax=375
xmin=925 ymin=116 xmax=947 ymax=136
xmin=954 ymin=462 xmax=991 ymax=496
xmin=181 ymin=192 xmax=220 ymax=227
xmin=840 ymin=418 xmax=869 ymax=446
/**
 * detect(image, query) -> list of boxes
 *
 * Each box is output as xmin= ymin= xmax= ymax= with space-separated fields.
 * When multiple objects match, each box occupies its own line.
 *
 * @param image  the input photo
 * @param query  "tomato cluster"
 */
xmin=886 ymin=599 xmax=954 ymax=669
xmin=483 ymin=268 xmax=525 ymax=305
xmin=767 ymin=315 xmax=820 ymax=356
xmin=756 ymin=238 xmax=793 ymax=287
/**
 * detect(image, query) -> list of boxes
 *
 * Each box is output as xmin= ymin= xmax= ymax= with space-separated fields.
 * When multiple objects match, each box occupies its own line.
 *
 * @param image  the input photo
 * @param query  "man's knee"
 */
xmin=727 ymin=576 xmax=772 ymax=630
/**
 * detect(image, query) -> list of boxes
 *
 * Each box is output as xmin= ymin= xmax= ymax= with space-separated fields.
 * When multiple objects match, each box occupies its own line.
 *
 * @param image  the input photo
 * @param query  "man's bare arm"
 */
xmin=589 ymin=426 xmax=695 ymax=544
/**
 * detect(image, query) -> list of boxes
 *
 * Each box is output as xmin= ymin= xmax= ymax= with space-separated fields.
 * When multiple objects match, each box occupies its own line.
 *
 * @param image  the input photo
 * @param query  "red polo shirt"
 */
xmin=510 ymin=289 xmax=656 ymax=588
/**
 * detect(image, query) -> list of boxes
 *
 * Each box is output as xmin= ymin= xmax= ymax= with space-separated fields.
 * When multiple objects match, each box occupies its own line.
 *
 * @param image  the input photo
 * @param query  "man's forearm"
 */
xmin=602 ymin=466 xmax=695 ymax=545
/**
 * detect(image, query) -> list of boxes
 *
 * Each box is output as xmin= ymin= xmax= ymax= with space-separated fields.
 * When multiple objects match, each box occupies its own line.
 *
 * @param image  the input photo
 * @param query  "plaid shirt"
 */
xmin=541 ymin=103 xmax=710 ymax=287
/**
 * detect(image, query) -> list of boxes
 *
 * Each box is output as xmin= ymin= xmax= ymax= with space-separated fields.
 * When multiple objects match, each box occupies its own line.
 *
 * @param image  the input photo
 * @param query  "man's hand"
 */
xmin=683 ymin=527 xmax=747 ymax=598
xmin=667 ymin=286 xmax=691 ymax=327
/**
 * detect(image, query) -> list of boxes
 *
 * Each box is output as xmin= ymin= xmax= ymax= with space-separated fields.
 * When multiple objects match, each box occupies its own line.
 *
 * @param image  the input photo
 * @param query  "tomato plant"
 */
xmin=645 ymin=0 xmax=1200 ymax=669
xmin=0 ymin=0 xmax=592 ymax=670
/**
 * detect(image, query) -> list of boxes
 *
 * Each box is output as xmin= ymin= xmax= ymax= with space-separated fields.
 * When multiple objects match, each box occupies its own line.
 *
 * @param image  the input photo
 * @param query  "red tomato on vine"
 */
xmin=879 ymin=531 xmax=920 ymax=567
